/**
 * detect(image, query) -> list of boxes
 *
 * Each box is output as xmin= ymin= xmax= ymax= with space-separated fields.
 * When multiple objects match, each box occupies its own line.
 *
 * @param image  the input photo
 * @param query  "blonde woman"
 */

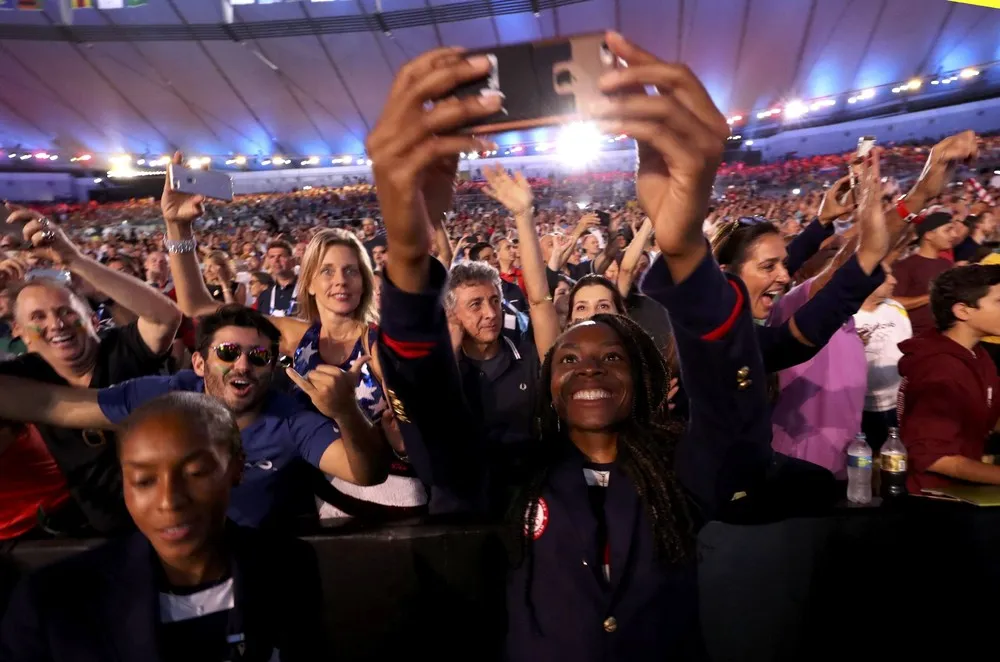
xmin=203 ymin=251 xmax=246 ymax=305
xmin=160 ymin=154 xmax=425 ymax=520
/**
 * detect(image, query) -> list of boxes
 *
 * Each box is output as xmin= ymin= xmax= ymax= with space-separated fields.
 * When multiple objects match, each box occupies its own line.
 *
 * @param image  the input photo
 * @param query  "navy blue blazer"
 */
xmin=0 ymin=524 xmax=326 ymax=662
xmin=378 ymin=249 xmax=772 ymax=660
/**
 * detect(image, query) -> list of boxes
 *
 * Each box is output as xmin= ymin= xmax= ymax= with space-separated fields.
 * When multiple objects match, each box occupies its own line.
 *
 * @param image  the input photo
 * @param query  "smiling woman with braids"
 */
xmin=369 ymin=33 xmax=772 ymax=660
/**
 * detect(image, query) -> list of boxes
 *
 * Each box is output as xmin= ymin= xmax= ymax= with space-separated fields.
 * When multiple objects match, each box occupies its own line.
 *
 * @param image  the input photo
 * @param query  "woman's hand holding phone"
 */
xmin=366 ymin=47 xmax=497 ymax=292
xmin=589 ymin=31 xmax=730 ymax=281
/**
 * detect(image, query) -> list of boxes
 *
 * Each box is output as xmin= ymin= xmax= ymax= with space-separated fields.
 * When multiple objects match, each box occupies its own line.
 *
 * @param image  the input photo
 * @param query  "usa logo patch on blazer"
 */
xmin=524 ymin=498 xmax=549 ymax=540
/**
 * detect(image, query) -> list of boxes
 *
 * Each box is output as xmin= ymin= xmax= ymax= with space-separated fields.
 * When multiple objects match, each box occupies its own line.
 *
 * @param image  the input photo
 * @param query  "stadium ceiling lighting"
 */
xmin=960 ymin=68 xmax=980 ymax=79
xmin=261 ymin=159 xmax=272 ymax=166
xmin=234 ymin=156 xmax=247 ymax=165
xmin=109 ymin=154 xmax=131 ymax=165
xmin=34 ymin=152 xmax=48 ymax=159
xmin=7 ymin=154 xmax=16 ymax=159
xmin=355 ymin=158 xmax=365 ymax=165
xmin=94 ymin=178 xmax=102 ymax=183
xmin=745 ymin=140 xmax=754 ymax=146
xmin=49 ymin=155 xmax=57 ymax=161
xmin=784 ymin=100 xmax=809 ymax=119
xmin=19 ymin=155 xmax=31 ymax=160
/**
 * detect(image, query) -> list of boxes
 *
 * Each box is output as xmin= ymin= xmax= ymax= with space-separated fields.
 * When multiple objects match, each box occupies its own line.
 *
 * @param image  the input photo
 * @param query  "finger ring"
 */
xmin=40 ymin=229 xmax=55 ymax=243
xmin=39 ymin=218 xmax=51 ymax=229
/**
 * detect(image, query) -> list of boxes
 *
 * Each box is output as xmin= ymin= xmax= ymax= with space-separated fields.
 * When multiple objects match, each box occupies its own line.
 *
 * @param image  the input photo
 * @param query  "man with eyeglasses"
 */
xmin=0 ymin=209 xmax=183 ymax=537
xmin=0 ymin=304 xmax=390 ymax=531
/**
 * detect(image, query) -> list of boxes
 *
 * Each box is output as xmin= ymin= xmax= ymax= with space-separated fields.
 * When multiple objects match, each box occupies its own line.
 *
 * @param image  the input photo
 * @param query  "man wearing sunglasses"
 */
xmin=0 ymin=305 xmax=390 ymax=531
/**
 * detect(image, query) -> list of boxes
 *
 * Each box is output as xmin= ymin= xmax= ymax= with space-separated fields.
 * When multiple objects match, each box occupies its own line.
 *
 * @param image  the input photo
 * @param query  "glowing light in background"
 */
xmin=783 ymin=100 xmax=809 ymax=119
xmin=556 ymin=122 xmax=602 ymax=166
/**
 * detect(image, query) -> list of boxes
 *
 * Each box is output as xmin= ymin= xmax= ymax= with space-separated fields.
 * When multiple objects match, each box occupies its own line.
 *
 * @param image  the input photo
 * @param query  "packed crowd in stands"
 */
xmin=2 ymin=31 xmax=1000 ymax=660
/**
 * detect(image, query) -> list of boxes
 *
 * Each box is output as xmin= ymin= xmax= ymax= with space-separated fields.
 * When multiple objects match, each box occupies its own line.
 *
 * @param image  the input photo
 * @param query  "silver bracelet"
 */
xmin=164 ymin=238 xmax=196 ymax=254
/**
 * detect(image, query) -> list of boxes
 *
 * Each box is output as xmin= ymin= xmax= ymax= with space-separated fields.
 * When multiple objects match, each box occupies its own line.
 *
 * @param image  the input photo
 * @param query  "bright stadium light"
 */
xmin=960 ymin=68 xmax=980 ymax=79
xmin=556 ymin=121 xmax=602 ymax=166
xmin=784 ymin=100 xmax=809 ymax=119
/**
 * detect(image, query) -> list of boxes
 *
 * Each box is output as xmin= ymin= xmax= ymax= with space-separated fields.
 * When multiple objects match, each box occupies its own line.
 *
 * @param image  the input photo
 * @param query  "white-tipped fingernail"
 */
xmin=467 ymin=55 xmax=491 ymax=70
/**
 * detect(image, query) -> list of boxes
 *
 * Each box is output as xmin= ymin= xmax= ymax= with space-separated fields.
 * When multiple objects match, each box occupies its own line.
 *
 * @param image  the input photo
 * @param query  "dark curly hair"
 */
xmin=508 ymin=313 xmax=695 ymax=624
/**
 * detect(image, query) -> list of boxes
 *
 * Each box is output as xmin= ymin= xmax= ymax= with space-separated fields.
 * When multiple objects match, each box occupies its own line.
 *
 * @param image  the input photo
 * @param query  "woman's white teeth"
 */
xmin=572 ymin=389 xmax=612 ymax=401
xmin=50 ymin=334 xmax=73 ymax=344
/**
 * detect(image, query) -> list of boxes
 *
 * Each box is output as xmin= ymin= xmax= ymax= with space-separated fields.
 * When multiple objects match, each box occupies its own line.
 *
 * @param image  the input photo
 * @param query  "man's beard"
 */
xmin=204 ymin=367 xmax=271 ymax=415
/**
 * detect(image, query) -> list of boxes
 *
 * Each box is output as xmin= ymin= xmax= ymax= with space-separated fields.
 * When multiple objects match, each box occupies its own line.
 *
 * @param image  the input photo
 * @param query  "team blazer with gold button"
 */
xmin=378 ymin=250 xmax=772 ymax=661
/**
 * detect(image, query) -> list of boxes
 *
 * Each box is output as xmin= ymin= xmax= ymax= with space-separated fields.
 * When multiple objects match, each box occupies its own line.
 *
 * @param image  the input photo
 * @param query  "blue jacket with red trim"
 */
xmin=378 ymin=249 xmax=771 ymax=661
xmin=639 ymin=248 xmax=773 ymax=515
xmin=378 ymin=260 xmax=488 ymax=514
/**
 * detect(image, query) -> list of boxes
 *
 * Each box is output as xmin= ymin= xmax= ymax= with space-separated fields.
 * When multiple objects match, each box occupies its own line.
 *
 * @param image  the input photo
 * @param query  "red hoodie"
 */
xmin=897 ymin=331 xmax=1000 ymax=493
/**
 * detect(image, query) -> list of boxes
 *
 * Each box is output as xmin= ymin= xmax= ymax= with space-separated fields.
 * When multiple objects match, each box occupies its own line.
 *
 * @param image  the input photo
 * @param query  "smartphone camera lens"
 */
xmin=555 ymin=70 xmax=575 ymax=86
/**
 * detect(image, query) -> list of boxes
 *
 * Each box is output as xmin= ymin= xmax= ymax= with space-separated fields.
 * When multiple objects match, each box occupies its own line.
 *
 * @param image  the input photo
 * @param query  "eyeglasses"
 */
xmin=211 ymin=343 xmax=274 ymax=367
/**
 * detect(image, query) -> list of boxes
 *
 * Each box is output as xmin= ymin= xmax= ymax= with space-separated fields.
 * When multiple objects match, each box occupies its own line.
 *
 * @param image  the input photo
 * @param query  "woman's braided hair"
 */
xmin=508 ymin=313 xmax=696 ymax=623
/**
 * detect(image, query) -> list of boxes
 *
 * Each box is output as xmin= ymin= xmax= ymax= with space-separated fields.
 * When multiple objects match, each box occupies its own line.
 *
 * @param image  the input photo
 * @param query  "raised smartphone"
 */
xmin=450 ymin=32 xmax=621 ymax=134
xmin=844 ymin=136 xmax=877 ymax=204
xmin=167 ymin=164 xmax=234 ymax=202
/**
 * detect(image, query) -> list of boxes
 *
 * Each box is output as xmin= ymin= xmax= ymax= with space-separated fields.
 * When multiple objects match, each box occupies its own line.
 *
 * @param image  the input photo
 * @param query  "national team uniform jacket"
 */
xmin=377 ymin=249 xmax=772 ymax=660
xmin=0 ymin=524 xmax=327 ymax=662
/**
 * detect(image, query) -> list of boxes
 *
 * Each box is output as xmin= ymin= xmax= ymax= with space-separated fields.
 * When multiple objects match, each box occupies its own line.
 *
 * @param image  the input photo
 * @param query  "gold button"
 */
xmin=737 ymin=366 xmax=750 ymax=380
xmin=603 ymin=617 xmax=617 ymax=633
xmin=737 ymin=379 xmax=752 ymax=390
xmin=385 ymin=389 xmax=410 ymax=423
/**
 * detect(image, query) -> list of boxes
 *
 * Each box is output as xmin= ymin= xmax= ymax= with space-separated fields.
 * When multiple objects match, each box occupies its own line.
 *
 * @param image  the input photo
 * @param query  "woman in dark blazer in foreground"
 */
xmin=0 ymin=392 xmax=326 ymax=662
xmin=367 ymin=32 xmax=774 ymax=660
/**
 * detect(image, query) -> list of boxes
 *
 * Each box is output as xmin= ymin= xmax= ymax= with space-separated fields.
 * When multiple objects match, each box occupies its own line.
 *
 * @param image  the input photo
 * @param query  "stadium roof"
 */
xmin=0 ymin=0 xmax=998 ymax=161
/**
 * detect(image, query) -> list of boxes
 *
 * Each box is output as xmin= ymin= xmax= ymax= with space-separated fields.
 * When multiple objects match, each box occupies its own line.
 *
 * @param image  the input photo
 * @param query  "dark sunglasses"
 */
xmin=211 ymin=343 xmax=273 ymax=367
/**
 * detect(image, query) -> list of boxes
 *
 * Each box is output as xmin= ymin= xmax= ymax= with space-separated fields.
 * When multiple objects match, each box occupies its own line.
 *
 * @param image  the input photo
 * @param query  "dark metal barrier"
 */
xmin=3 ymin=504 xmax=1000 ymax=661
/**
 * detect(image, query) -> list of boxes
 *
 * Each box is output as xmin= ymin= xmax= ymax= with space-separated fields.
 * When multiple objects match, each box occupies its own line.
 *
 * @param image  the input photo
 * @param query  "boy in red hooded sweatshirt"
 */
xmin=898 ymin=264 xmax=1000 ymax=493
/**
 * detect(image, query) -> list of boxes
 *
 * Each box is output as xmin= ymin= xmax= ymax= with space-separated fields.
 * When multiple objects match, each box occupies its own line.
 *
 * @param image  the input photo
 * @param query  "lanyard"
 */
xmin=269 ymin=280 xmax=299 ymax=316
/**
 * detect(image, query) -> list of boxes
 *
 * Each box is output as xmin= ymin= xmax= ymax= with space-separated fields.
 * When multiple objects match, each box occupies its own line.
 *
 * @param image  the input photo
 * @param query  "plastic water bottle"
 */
xmin=847 ymin=433 xmax=873 ymax=505
xmin=879 ymin=427 xmax=908 ymax=500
